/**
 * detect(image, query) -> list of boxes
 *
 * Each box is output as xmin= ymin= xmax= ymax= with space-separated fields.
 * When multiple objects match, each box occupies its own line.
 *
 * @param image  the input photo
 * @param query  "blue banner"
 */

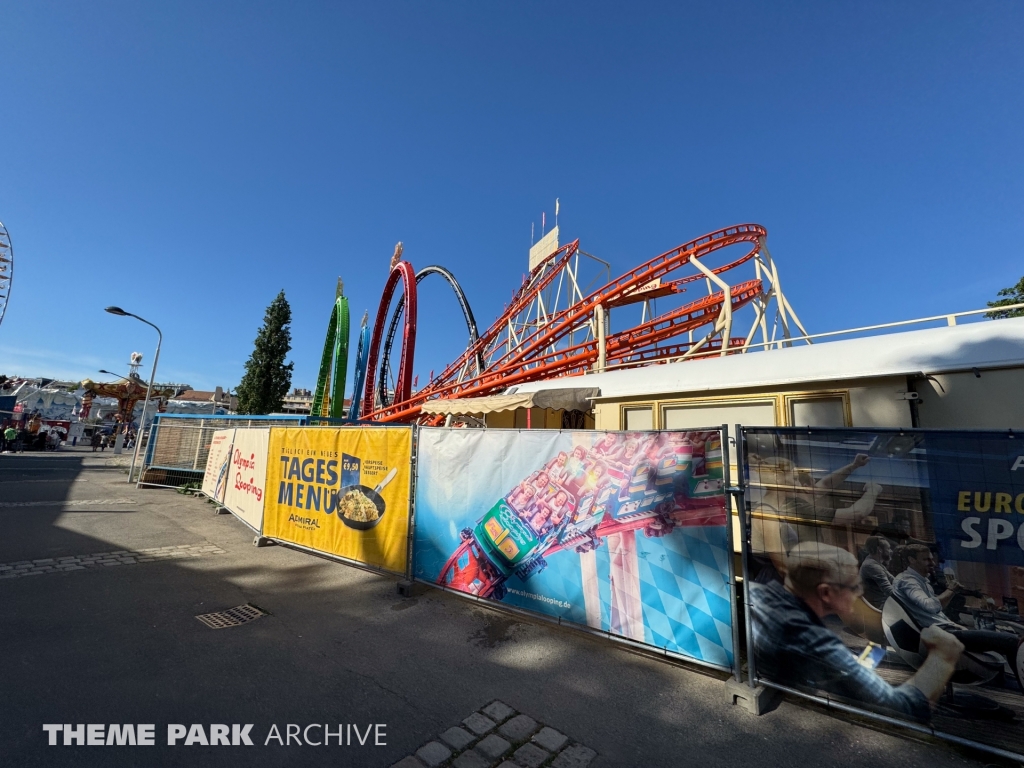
xmin=926 ymin=433 xmax=1024 ymax=567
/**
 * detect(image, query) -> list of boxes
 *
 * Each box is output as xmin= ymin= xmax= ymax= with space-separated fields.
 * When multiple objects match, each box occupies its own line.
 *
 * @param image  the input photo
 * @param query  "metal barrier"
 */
xmin=188 ymin=419 xmax=1024 ymax=760
xmin=137 ymin=414 xmax=303 ymax=488
xmin=737 ymin=426 xmax=1024 ymax=763
xmin=410 ymin=426 xmax=736 ymax=673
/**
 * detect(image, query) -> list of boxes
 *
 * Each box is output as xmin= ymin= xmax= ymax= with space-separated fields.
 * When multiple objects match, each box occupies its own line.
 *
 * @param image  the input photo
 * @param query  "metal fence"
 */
xmin=136 ymin=414 xmax=303 ymax=488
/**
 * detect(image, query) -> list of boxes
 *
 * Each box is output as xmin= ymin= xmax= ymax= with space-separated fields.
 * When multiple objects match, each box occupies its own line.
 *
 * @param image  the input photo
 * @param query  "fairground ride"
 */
xmin=80 ymin=374 xmax=177 ymax=430
xmin=0 ymin=222 xmax=13 ymax=331
xmin=311 ymin=279 xmax=350 ymax=418
xmin=356 ymin=222 xmax=808 ymax=424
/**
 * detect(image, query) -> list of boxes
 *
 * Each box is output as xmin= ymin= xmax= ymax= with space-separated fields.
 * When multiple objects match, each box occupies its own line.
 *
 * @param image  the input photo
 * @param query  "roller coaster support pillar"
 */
xmin=690 ymin=255 xmax=732 ymax=357
xmin=757 ymin=237 xmax=810 ymax=346
xmin=595 ymin=303 xmax=607 ymax=372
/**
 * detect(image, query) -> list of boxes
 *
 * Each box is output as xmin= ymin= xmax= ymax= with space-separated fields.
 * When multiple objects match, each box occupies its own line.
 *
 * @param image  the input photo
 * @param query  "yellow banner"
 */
xmin=263 ymin=427 xmax=412 ymax=574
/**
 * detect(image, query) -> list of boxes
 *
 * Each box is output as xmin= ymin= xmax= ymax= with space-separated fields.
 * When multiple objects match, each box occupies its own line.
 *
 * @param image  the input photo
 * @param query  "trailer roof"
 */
xmin=509 ymin=316 xmax=1024 ymax=400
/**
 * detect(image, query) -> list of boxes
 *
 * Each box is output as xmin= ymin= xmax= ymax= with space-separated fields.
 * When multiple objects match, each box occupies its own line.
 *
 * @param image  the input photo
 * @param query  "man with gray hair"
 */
xmin=750 ymin=542 xmax=963 ymax=722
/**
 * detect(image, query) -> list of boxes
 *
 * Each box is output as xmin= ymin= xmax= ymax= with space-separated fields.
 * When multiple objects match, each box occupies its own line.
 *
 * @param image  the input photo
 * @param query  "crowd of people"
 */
xmin=860 ymin=538 xmax=1021 ymax=683
xmin=503 ymin=431 xmax=718 ymax=545
xmin=1 ymin=415 xmax=136 ymax=453
xmin=1 ymin=420 xmax=65 ymax=452
xmin=507 ymin=467 xmax=577 ymax=537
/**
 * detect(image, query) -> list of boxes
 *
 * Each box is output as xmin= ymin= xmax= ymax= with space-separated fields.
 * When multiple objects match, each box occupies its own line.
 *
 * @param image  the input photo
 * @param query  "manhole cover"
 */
xmin=195 ymin=603 xmax=267 ymax=629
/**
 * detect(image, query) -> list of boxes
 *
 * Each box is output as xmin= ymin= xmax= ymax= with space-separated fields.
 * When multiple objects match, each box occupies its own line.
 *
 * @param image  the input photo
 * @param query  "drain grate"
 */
xmin=195 ymin=603 xmax=266 ymax=629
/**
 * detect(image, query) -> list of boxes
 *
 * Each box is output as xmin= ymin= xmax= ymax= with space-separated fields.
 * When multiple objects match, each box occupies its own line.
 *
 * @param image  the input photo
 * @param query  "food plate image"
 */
xmin=337 ymin=467 xmax=398 ymax=531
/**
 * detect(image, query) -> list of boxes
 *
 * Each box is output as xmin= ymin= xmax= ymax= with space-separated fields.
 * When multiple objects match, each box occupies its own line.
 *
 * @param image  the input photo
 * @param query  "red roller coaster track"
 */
xmin=363 ymin=223 xmax=802 ymax=423
xmin=361 ymin=261 xmax=417 ymax=417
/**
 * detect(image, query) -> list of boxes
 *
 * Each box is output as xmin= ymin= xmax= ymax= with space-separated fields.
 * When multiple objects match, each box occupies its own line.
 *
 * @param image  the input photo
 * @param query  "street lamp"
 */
xmin=105 ymin=306 xmax=162 ymax=484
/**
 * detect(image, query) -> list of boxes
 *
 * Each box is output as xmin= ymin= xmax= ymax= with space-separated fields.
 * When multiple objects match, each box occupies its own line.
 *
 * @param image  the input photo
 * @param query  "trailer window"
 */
xmin=789 ymin=397 xmax=846 ymax=427
xmin=622 ymin=407 xmax=653 ymax=430
xmin=662 ymin=400 xmax=776 ymax=430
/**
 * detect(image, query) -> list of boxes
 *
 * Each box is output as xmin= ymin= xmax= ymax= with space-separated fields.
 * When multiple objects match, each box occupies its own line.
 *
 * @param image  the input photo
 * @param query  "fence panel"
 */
xmin=739 ymin=426 xmax=1024 ymax=762
xmin=139 ymin=414 xmax=303 ymax=489
xmin=261 ymin=425 xmax=414 ymax=575
xmin=413 ymin=427 xmax=734 ymax=671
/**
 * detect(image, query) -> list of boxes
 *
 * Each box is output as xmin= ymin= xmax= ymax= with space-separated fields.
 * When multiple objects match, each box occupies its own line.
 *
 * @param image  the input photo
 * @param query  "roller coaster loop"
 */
xmin=361 ymin=260 xmax=417 ymax=417
xmin=378 ymin=265 xmax=484 ymax=409
xmin=348 ymin=313 xmax=370 ymax=421
xmin=311 ymin=288 xmax=350 ymax=419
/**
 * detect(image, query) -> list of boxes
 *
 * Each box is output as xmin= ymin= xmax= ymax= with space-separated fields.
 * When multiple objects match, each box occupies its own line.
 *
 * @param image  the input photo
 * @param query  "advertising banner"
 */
xmin=742 ymin=428 xmax=1024 ymax=757
xmin=222 ymin=428 xmax=270 ymax=533
xmin=414 ymin=428 xmax=733 ymax=668
xmin=201 ymin=429 xmax=235 ymax=503
xmin=263 ymin=427 xmax=412 ymax=574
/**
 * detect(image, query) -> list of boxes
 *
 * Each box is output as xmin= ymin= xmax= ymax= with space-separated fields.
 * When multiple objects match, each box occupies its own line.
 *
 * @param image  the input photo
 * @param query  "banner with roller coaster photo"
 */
xmin=412 ymin=428 xmax=734 ymax=669
xmin=741 ymin=427 xmax=1024 ymax=757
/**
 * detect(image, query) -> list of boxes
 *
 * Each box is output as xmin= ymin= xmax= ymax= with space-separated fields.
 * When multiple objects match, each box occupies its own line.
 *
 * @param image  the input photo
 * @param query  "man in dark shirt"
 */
xmin=859 ymin=536 xmax=894 ymax=610
xmin=750 ymin=542 xmax=963 ymax=722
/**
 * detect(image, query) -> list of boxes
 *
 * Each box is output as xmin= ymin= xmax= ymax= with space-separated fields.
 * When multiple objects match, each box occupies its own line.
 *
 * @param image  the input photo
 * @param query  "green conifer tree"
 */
xmin=236 ymin=290 xmax=294 ymax=414
xmin=986 ymin=276 xmax=1024 ymax=320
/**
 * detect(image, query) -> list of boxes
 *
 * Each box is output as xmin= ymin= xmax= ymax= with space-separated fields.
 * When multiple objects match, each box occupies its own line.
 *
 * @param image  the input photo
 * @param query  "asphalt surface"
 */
xmin=0 ymin=449 xmax=1003 ymax=767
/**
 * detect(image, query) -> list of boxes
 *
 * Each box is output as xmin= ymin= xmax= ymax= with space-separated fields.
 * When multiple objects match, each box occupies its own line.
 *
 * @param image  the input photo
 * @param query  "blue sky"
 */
xmin=1 ymin=2 xmax=1022 ymax=392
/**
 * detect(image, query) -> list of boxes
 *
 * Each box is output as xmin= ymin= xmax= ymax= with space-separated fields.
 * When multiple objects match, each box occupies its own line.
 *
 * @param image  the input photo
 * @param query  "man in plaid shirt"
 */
xmin=751 ymin=542 xmax=963 ymax=722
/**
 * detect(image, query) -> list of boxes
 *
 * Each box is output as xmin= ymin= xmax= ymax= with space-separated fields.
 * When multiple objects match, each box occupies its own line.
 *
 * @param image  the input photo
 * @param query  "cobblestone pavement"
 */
xmin=0 ymin=543 xmax=226 ymax=578
xmin=394 ymin=701 xmax=595 ymax=768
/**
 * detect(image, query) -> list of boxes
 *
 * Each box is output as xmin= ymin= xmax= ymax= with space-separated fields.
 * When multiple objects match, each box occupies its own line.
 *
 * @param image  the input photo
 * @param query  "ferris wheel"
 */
xmin=0 ymin=222 xmax=11 ymax=329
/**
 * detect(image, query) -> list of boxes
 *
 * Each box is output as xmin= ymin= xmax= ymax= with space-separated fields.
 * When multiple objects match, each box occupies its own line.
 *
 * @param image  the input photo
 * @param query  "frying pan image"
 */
xmin=337 ymin=467 xmax=398 ymax=531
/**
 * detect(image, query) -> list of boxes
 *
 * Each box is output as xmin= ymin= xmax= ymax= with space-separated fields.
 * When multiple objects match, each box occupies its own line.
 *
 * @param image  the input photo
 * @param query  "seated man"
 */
xmin=751 ymin=542 xmax=963 ymax=722
xmin=859 ymin=536 xmax=895 ymax=610
xmin=893 ymin=545 xmax=1023 ymax=682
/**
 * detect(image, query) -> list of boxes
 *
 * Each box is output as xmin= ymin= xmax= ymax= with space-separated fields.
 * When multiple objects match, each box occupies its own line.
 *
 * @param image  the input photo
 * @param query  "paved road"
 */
xmin=0 ymin=450 xmax=998 ymax=767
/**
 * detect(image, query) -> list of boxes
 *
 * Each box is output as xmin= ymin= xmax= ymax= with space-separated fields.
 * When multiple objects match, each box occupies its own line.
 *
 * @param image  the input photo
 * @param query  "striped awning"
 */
xmin=419 ymin=387 xmax=600 ymax=416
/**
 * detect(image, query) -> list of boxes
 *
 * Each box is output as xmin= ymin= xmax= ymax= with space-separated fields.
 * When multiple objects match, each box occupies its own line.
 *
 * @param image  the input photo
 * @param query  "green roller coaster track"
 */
xmin=311 ymin=280 xmax=350 ymax=419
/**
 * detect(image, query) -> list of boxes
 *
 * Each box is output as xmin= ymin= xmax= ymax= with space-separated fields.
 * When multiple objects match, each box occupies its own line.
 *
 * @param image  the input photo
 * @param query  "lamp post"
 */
xmin=105 ymin=307 xmax=162 ymax=484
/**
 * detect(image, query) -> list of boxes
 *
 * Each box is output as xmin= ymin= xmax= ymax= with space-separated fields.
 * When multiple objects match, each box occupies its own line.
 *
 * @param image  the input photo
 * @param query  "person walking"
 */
xmin=90 ymin=430 xmax=102 ymax=452
xmin=3 ymin=424 xmax=16 ymax=453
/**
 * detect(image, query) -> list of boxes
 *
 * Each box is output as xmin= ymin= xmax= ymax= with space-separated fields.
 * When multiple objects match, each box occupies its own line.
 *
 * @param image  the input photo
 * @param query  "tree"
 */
xmin=236 ymin=290 xmax=294 ymax=414
xmin=987 ymin=276 xmax=1024 ymax=320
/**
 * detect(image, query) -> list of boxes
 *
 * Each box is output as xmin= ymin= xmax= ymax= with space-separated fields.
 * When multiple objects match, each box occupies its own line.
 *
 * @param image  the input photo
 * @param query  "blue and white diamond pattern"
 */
xmin=586 ymin=526 xmax=733 ymax=667
xmin=637 ymin=527 xmax=733 ymax=667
